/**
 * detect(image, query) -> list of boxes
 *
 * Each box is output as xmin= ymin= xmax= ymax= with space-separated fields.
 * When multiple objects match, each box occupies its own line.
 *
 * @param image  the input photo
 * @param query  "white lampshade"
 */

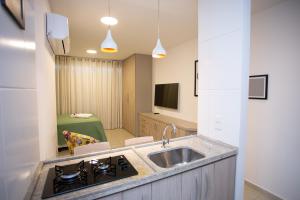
xmin=101 ymin=29 xmax=118 ymax=53
xmin=152 ymin=38 xmax=166 ymax=58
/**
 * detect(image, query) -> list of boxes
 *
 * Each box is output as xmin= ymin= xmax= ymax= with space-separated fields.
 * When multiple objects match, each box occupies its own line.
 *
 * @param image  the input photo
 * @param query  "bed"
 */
xmin=57 ymin=114 xmax=107 ymax=147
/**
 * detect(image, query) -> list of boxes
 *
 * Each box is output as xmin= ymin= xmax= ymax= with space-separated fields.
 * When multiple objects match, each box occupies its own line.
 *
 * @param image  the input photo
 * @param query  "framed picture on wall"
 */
xmin=249 ymin=74 xmax=268 ymax=100
xmin=1 ymin=0 xmax=25 ymax=29
xmin=194 ymin=60 xmax=198 ymax=97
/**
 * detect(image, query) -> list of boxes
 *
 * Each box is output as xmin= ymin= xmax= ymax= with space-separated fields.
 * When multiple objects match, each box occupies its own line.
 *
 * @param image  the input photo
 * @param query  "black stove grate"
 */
xmin=41 ymin=155 xmax=138 ymax=199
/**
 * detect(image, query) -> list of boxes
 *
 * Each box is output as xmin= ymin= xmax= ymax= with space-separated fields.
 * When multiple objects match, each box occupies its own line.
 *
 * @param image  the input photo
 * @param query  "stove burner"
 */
xmin=91 ymin=157 xmax=117 ymax=177
xmin=98 ymin=162 xmax=109 ymax=170
xmin=55 ymin=160 xmax=85 ymax=179
xmin=90 ymin=160 xmax=109 ymax=170
xmin=61 ymin=171 xmax=81 ymax=180
xmin=53 ymin=160 xmax=88 ymax=192
xmin=42 ymin=155 xmax=138 ymax=199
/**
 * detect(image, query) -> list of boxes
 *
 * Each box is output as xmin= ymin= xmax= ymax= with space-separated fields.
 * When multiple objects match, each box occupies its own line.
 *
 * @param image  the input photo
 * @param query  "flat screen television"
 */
xmin=154 ymin=83 xmax=179 ymax=109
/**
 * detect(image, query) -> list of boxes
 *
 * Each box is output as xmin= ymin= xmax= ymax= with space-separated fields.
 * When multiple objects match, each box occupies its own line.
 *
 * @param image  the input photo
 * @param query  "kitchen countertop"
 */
xmin=29 ymin=135 xmax=238 ymax=200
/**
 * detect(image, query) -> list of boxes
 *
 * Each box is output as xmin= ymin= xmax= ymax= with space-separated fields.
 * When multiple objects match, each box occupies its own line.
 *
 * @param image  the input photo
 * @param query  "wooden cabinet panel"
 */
xmin=182 ymin=167 xmax=202 ymax=200
xmin=201 ymin=157 xmax=236 ymax=200
xmin=97 ymin=193 xmax=122 ymax=200
xmin=128 ymin=56 xmax=136 ymax=135
xmin=214 ymin=157 xmax=236 ymax=200
xmin=156 ymin=121 xmax=166 ymax=140
xmin=149 ymin=119 xmax=159 ymax=141
xmin=140 ymin=115 xmax=150 ymax=137
xmin=122 ymin=55 xmax=152 ymax=136
xmin=122 ymin=184 xmax=151 ymax=200
xmin=151 ymin=175 xmax=182 ymax=200
xmin=122 ymin=55 xmax=136 ymax=135
xmin=201 ymin=163 xmax=215 ymax=200
xmin=176 ymin=129 xmax=185 ymax=138
xmin=139 ymin=114 xmax=197 ymax=141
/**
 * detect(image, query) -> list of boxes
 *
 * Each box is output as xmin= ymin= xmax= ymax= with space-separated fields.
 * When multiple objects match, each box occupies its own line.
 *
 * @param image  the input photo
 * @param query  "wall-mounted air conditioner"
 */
xmin=46 ymin=13 xmax=70 ymax=55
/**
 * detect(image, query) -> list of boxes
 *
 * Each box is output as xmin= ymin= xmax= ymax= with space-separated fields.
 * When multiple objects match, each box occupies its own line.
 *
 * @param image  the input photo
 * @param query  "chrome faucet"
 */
xmin=162 ymin=123 xmax=177 ymax=148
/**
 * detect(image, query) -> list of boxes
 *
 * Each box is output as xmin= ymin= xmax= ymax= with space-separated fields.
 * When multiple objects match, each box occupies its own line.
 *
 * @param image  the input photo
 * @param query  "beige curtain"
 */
xmin=56 ymin=56 xmax=122 ymax=129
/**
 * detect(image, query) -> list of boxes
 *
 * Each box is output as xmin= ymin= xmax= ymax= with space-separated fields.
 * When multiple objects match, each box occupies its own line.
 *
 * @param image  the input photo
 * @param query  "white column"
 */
xmin=197 ymin=0 xmax=250 ymax=199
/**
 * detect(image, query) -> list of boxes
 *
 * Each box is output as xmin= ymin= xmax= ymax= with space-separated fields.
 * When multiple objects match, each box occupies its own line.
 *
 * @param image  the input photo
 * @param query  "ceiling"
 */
xmin=49 ymin=0 xmax=198 ymax=60
xmin=49 ymin=0 xmax=287 ymax=60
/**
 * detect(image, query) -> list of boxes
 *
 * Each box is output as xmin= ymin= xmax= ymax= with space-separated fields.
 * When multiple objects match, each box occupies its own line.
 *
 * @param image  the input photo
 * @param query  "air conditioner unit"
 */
xmin=46 ymin=13 xmax=70 ymax=55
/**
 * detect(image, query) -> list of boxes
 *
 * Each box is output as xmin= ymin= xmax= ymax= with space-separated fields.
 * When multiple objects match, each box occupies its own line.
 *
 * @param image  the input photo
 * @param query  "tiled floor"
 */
xmin=105 ymin=128 xmax=135 ymax=148
xmin=244 ymin=182 xmax=280 ymax=200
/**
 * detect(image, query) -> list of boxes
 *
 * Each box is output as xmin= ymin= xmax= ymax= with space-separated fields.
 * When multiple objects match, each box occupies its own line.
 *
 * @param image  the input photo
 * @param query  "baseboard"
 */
xmin=245 ymin=180 xmax=283 ymax=200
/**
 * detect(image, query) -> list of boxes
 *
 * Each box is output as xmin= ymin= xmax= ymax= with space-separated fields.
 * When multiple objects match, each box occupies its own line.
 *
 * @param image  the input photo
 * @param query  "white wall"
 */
xmin=246 ymin=1 xmax=300 ymax=199
xmin=0 ymin=0 xmax=40 ymax=199
xmin=152 ymin=38 xmax=198 ymax=122
xmin=197 ymin=0 xmax=250 ymax=199
xmin=0 ymin=0 xmax=57 ymax=198
xmin=35 ymin=0 xmax=57 ymax=160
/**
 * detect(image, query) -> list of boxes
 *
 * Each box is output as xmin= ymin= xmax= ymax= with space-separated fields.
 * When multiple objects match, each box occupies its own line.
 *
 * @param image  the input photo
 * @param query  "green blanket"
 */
xmin=57 ymin=114 xmax=107 ymax=147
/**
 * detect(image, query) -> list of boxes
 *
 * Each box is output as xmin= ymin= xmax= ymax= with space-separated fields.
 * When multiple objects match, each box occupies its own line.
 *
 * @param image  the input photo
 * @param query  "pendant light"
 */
xmin=101 ymin=0 xmax=118 ymax=53
xmin=152 ymin=0 xmax=166 ymax=58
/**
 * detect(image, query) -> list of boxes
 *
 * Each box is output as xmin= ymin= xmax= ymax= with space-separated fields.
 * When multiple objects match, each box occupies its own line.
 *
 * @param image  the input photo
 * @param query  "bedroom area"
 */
xmin=50 ymin=0 xmax=198 ymax=157
xmin=55 ymin=54 xmax=151 ymax=154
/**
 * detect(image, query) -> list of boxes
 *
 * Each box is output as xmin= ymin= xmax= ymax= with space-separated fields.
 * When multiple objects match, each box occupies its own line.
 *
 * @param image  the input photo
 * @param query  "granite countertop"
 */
xmin=30 ymin=135 xmax=237 ymax=200
xmin=134 ymin=135 xmax=237 ymax=173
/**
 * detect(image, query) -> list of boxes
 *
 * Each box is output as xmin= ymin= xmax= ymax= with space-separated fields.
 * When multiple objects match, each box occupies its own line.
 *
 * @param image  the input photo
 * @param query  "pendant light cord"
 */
xmin=108 ymin=0 xmax=111 ymax=16
xmin=108 ymin=0 xmax=111 ymax=29
xmin=157 ymin=0 xmax=160 ymax=37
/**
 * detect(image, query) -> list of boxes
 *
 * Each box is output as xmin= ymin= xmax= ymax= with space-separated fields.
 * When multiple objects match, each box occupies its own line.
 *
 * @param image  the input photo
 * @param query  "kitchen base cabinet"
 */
xmin=98 ymin=193 xmax=122 ymax=200
xmin=214 ymin=157 xmax=236 ymax=200
xmin=182 ymin=167 xmax=202 ymax=200
xmin=201 ymin=163 xmax=215 ymax=200
xmin=123 ymin=184 xmax=152 ymax=200
xmin=201 ymin=157 xmax=236 ymax=200
xmin=97 ymin=156 xmax=236 ymax=200
xmin=139 ymin=113 xmax=197 ymax=140
xmin=151 ymin=174 xmax=182 ymax=200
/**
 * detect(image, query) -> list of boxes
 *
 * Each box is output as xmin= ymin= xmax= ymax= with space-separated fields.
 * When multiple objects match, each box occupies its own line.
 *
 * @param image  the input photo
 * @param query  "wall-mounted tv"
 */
xmin=154 ymin=83 xmax=179 ymax=109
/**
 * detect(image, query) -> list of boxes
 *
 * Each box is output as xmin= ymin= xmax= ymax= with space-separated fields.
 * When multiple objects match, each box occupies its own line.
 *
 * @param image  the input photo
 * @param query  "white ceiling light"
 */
xmin=152 ymin=0 xmax=166 ymax=59
xmin=101 ymin=29 xmax=118 ymax=53
xmin=86 ymin=49 xmax=97 ymax=54
xmin=100 ymin=16 xmax=118 ymax=26
xmin=100 ymin=0 xmax=118 ymax=53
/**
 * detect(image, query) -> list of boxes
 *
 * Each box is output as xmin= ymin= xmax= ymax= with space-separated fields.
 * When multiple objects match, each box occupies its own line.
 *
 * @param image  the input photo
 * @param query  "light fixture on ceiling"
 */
xmin=100 ymin=16 xmax=118 ymax=26
xmin=100 ymin=0 xmax=118 ymax=53
xmin=86 ymin=49 xmax=97 ymax=54
xmin=152 ymin=0 xmax=166 ymax=59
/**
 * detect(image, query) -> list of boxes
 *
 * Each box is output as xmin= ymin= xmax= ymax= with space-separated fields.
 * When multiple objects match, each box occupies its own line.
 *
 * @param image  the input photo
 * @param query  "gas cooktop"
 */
xmin=41 ymin=155 xmax=138 ymax=199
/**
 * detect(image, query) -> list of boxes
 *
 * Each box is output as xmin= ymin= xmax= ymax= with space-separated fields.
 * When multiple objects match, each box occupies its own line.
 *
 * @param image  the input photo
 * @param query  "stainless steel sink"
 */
xmin=148 ymin=147 xmax=205 ymax=168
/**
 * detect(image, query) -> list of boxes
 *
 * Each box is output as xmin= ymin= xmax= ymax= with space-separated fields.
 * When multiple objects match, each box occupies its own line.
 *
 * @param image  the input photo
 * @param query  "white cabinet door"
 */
xmin=123 ymin=184 xmax=151 ymax=200
xmin=182 ymin=167 xmax=202 ymax=200
xmin=151 ymin=174 xmax=182 ymax=200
